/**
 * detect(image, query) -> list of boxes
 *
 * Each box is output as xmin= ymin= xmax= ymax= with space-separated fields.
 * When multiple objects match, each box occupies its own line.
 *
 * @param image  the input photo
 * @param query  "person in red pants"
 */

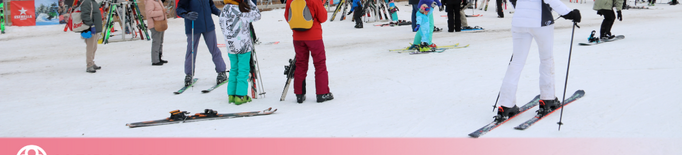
xmin=285 ymin=0 xmax=334 ymax=103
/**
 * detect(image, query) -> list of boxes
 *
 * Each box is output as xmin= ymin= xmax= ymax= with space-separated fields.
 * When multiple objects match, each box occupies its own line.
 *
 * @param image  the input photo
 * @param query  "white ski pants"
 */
xmin=499 ymin=25 xmax=556 ymax=108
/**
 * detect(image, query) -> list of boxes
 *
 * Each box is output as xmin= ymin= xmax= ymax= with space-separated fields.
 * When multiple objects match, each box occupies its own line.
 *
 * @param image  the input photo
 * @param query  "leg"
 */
xmin=85 ymin=33 xmax=100 ymax=68
xmin=603 ymin=10 xmax=616 ymax=37
xmin=454 ymin=2 xmax=461 ymax=31
xmin=411 ymin=4 xmax=418 ymax=31
xmin=499 ymin=27 xmax=533 ymax=107
xmin=202 ymin=30 xmax=227 ymax=73
xmin=236 ymin=52 xmax=251 ymax=96
xmin=460 ymin=9 xmax=468 ymax=27
xmin=227 ymin=54 xmax=239 ymax=96
xmin=354 ymin=6 xmax=363 ymax=27
xmin=151 ymin=28 xmax=162 ymax=63
xmin=496 ymin=0 xmax=503 ymax=17
xmin=184 ymin=32 xmax=201 ymax=75
xmin=427 ymin=10 xmax=435 ymax=43
xmin=307 ymin=40 xmax=330 ymax=95
xmin=446 ymin=3 xmax=455 ymax=32
xmin=530 ymin=25 xmax=556 ymax=100
xmin=417 ymin=13 xmax=430 ymax=44
xmin=293 ymin=40 xmax=310 ymax=95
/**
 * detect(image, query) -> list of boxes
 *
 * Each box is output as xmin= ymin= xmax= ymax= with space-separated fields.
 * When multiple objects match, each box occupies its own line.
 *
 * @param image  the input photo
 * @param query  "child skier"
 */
xmin=347 ymin=0 xmax=363 ymax=28
xmin=413 ymin=0 xmax=442 ymax=52
xmin=218 ymin=0 xmax=261 ymax=105
xmin=593 ymin=0 xmax=623 ymax=41
xmin=494 ymin=0 xmax=580 ymax=121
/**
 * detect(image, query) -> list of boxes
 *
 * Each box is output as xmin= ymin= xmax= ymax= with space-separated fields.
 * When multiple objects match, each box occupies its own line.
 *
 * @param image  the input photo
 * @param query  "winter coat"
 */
xmin=80 ymin=0 xmax=102 ymax=33
xmin=349 ymin=0 xmax=362 ymax=12
xmin=510 ymin=0 xmax=571 ymax=27
xmin=145 ymin=0 xmax=167 ymax=29
xmin=284 ymin=0 xmax=327 ymax=40
xmin=593 ymin=0 xmax=624 ymax=11
xmin=176 ymin=0 xmax=221 ymax=34
xmin=218 ymin=0 xmax=261 ymax=54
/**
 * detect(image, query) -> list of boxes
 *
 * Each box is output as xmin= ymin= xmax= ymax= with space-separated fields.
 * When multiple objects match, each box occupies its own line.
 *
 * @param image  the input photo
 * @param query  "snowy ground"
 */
xmin=1 ymin=1 xmax=681 ymax=139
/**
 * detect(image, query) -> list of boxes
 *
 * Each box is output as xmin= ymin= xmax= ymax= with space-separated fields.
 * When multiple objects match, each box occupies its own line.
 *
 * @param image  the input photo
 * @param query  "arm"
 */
xmin=544 ymin=0 xmax=571 ymax=15
xmin=80 ymin=0 xmax=95 ymax=26
xmin=614 ymin=0 xmax=624 ymax=11
xmin=145 ymin=0 xmax=164 ymax=18
xmin=313 ymin=0 xmax=327 ymax=23
xmin=176 ymin=0 xmax=189 ymax=16
xmin=284 ymin=0 xmax=290 ymax=21
xmin=434 ymin=0 xmax=442 ymax=6
xmin=210 ymin=0 xmax=221 ymax=15
xmin=243 ymin=0 xmax=262 ymax=22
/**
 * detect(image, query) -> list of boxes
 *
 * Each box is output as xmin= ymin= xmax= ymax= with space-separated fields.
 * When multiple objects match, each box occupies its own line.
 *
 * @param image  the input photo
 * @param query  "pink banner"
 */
xmin=0 ymin=138 xmax=678 ymax=155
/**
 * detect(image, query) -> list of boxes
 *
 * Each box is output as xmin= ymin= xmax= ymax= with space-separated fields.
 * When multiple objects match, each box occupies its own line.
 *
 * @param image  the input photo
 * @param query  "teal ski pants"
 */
xmin=227 ymin=52 xmax=251 ymax=96
xmin=413 ymin=10 xmax=434 ymax=45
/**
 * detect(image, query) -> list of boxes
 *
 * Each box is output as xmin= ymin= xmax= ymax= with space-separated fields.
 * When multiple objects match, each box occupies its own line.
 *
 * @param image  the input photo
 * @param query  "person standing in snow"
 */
xmin=443 ymin=0 xmax=462 ymax=32
xmin=593 ymin=0 xmax=623 ymax=40
xmin=176 ymin=0 xmax=228 ymax=86
xmin=413 ymin=0 xmax=442 ymax=52
xmin=80 ymin=0 xmax=102 ymax=73
xmin=284 ymin=0 xmax=334 ymax=103
xmin=218 ymin=0 xmax=261 ymax=105
xmin=146 ymin=0 xmax=168 ymax=66
xmin=409 ymin=0 xmax=419 ymax=31
xmin=494 ymin=0 xmax=581 ymax=121
xmin=347 ymin=0 xmax=363 ymax=28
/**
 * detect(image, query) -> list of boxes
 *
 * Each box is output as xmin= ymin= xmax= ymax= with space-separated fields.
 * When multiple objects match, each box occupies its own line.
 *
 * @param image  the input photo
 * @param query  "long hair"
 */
xmin=237 ymin=0 xmax=251 ymax=12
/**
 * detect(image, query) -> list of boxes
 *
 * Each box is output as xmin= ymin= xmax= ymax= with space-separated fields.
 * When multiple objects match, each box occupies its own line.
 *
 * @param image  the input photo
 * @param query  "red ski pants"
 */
xmin=293 ymin=40 xmax=330 ymax=95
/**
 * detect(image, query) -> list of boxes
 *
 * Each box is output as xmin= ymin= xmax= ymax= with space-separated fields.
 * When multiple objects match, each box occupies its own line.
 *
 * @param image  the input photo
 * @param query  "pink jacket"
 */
xmin=145 ymin=0 xmax=167 ymax=28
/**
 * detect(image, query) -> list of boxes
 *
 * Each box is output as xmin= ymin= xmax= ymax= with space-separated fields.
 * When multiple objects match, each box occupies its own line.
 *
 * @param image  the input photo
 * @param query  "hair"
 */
xmin=237 ymin=0 xmax=251 ymax=12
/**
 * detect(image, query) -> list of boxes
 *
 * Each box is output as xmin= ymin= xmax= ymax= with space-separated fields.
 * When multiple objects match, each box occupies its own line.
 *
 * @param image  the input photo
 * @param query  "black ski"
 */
xmin=174 ymin=78 xmax=198 ymax=94
xmin=468 ymin=95 xmax=541 ymax=138
xmin=579 ymin=35 xmax=625 ymax=46
xmin=126 ymin=107 xmax=277 ymax=128
xmin=201 ymin=80 xmax=228 ymax=93
xmin=514 ymin=90 xmax=585 ymax=130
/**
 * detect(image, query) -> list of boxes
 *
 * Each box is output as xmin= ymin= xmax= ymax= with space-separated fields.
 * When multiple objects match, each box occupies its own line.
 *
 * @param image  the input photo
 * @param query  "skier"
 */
xmin=413 ymin=0 xmax=442 ymax=52
xmin=495 ymin=0 xmax=503 ymax=18
xmin=593 ymin=0 xmax=623 ymax=40
xmin=346 ymin=0 xmax=363 ymax=28
xmin=145 ymin=0 xmax=169 ymax=66
xmin=284 ymin=0 xmax=334 ymax=103
xmin=80 ymin=0 xmax=102 ymax=73
xmin=218 ymin=0 xmax=261 ymax=105
xmin=459 ymin=0 xmax=475 ymax=30
xmin=494 ymin=0 xmax=581 ymax=121
xmin=409 ymin=0 xmax=419 ymax=31
xmin=176 ymin=0 xmax=228 ymax=86
xmin=443 ymin=0 xmax=462 ymax=32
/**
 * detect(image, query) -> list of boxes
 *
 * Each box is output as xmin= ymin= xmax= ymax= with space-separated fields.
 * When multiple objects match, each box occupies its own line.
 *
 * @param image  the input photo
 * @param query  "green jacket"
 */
xmin=594 ymin=0 xmax=624 ymax=11
xmin=80 ymin=0 xmax=102 ymax=33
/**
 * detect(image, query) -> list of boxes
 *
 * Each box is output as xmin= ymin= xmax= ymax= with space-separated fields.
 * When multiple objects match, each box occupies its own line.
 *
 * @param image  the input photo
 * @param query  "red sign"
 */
xmin=11 ymin=1 xmax=36 ymax=26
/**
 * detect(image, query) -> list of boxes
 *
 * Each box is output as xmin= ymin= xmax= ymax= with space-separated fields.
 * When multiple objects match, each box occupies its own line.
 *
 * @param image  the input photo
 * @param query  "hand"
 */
xmin=561 ymin=9 xmax=581 ymax=23
xmin=90 ymin=26 xmax=97 ymax=33
xmin=183 ymin=11 xmax=199 ymax=20
xmin=616 ymin=11 xmax=622 ymax=21
xmin=462 ymin=1 xmax=469 ymax=7
xmin=439 ymin=6 xmax=444 ymax=12
xmin=347 ymin=11 xmax=353 ymax=15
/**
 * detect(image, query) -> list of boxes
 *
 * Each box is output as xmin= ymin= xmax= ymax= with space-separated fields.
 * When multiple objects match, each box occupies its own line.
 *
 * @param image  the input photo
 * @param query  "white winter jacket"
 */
xmin=511 ymin=0 xmax=572 ymax=27
xmin=218 ymin=1 xmax=261 ymax=54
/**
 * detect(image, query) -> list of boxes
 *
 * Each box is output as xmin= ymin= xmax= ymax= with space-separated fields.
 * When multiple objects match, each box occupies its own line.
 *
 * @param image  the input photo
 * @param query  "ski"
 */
xmin=578 ymin=35 xmax=625 ymax=46
xmin=126 ymin=107 xmax=277 ymax=128
xmin=201 ymin=80 xmax=228 ymax=93
xmin=280 ymin=58 xmax=296 ymax=101
xmin=174 ymin=78 xmax=199 ymax=94
xmin=389 ymin=43 xmax=459 ymax=52
xmin=468 ymin=95 xmax=541 ymax=138
xmin=514 ymin=90 xmax=585 ymax=130
xmin=408 ymin=44 xmax=470 ymax=54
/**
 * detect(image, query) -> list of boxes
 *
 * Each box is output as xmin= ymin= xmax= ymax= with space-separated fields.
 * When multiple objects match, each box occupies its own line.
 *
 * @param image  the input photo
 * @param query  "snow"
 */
xmin=1 ymin=1 xmax=681 ymax=139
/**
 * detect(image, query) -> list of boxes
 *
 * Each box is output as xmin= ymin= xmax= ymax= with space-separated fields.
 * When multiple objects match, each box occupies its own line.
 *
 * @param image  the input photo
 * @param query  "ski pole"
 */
xmin=191 ymin=20 xmax=195 ymax=84
xmin=491 ymin=55 xmax=514 ymax=112
xmin=557 ymin=22 xmax=579 ymax=131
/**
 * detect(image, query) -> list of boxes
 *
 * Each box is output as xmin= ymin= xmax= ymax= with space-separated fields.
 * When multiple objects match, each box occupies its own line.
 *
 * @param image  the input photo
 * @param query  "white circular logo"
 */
xmin=17 ymin=145 xmax=47 ymax=155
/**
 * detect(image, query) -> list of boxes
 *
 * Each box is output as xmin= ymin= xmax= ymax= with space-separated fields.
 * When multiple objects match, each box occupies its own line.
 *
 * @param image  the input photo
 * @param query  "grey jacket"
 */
xmin=80 ymin=0 xmax=102 ymax=33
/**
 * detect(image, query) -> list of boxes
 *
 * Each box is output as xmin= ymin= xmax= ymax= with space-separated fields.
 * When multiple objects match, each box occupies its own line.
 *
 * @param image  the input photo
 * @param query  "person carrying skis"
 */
xmin=494 ymin=0 xmax=581 ymax=121
xmin=347 ymin=0 xmax=363 ymax=28
xmin=284 ymin=0 xmax=334 ymax=103
xmin=176 ymin=0 xmax=228 ymax=86
xmin=593 ymin=0 xmax=623 ymax=40
xmin=80 ymin=0 xmax=102 ymax=73
xmin=413 ymin=0 xmax=442 ymax=52
xmin=146 ymin=0 xmax=168 ymax=66
xmin=443 ymin=0 xmax=462 ymax=32
xmin=218 ymin=0 xmax=261 ymax=105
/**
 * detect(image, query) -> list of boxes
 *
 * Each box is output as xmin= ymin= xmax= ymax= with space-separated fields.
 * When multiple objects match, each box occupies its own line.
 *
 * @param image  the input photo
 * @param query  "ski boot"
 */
xmin=296 ymin=94 xmax=306 ymax=103
xmin=229 ymin=95 xmax=235 ymax=103
xmin=234 ymin=96 xmax=252 ymax=105
xmin=494 ymin=105 xmax=520 ymax=123
xmin=316 ymin=92 xmax=334 ymax=103
xmin=588 ymin=30 xmax=600 ymax=43
xmin=418 ymin=42 xmax=434 ymax=53
xmin=184 ymin=74 xmax=193 ymax=86
xmin=169 ymin=110 xmax=189 ymax=121
xmin=194 ymin=109 xmax=219 ymax=117
xmin=217 ymin=71 xmax=227 ymax=84
xmin=537 ymin=98 xmax=561 ymax=116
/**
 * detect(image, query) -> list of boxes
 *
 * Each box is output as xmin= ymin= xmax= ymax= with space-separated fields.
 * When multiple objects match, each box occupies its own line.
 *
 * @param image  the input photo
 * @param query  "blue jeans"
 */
xmin=411 ymin=4 xmax=418 ymax=31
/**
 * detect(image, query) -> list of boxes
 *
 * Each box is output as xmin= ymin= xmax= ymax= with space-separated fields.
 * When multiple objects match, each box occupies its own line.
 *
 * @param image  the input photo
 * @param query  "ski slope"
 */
xmin=1 ymin=1 xmax=681 ymax=141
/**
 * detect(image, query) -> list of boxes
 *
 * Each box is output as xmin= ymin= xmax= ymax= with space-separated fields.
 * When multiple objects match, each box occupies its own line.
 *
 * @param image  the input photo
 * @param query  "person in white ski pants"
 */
xmin=497 ymin=0 xmax=581 ymax=113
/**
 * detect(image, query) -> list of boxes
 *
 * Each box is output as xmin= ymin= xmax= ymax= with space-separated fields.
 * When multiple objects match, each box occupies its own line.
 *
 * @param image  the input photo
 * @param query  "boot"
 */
xmin=159 ymin=53 xmax=168 ymax=63
xmin=494 ymin=105 xmax=520 ymax=122
xmin=152 ymin=62 xmax=164 ymax=66
xmin=234 ymin=96 xmax=252 ymax=105
xmin=217 ymin=71 xmax=227 ymax=84
xmin=184 ymin=74 xmax=193 ymax=86
xmin=86 ymin=65 xmax=97 ymax=73
xmin=316 ymin=93 xmax=334 ymax=103
xmin=296 ymin=94 xmax=306 ymax=103
xmin=538 ymin=98 xmax=561 ymax=116
xmin=229 ymin=95 xmax=235 ymax=103
xmin=418 ymin=42 xmax=433 ymax=52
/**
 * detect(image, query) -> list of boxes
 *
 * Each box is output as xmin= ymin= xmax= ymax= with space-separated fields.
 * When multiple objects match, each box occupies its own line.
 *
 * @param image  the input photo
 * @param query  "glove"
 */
xmin=561 ymin=9 xmax=581 ymax=23
xmin=89 ymin=26 xmax=97 ymax=34
xmin=414 ymin=24 xmax=420 ymax=31
xmin=462 ymin=0 xmax=469 ymax=7
xmin=439 ymin=6 xmax=444 ymax=11
xmin=183 ymin=11 xmax=199 ymax=20
xmin=347 ymin=11 xmax=353 ymax=15
xmin=617 ymin=10 xmax=622 ymax=21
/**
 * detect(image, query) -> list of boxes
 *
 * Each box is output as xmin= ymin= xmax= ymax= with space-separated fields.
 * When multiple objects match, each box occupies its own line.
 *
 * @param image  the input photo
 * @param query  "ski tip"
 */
xmin=468 ymin=133 xmax=480 ymax=138
xmin=173 ymin=92 xmax=181 ymax=95
xmin=513 ymin=127 xmax=525 ymax=130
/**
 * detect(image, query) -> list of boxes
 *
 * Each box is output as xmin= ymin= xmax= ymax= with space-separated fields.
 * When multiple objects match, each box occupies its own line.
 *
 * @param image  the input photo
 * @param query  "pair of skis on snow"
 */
xmin=126 ymin=107 xmax=277 ymax=128
xmin=389 ymin=43 xmax=471 ymax=54
xmin=468 ymin=90 xmax=585 ymax=138
xmin=173 ymin=78 xmax=228 ymax=94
